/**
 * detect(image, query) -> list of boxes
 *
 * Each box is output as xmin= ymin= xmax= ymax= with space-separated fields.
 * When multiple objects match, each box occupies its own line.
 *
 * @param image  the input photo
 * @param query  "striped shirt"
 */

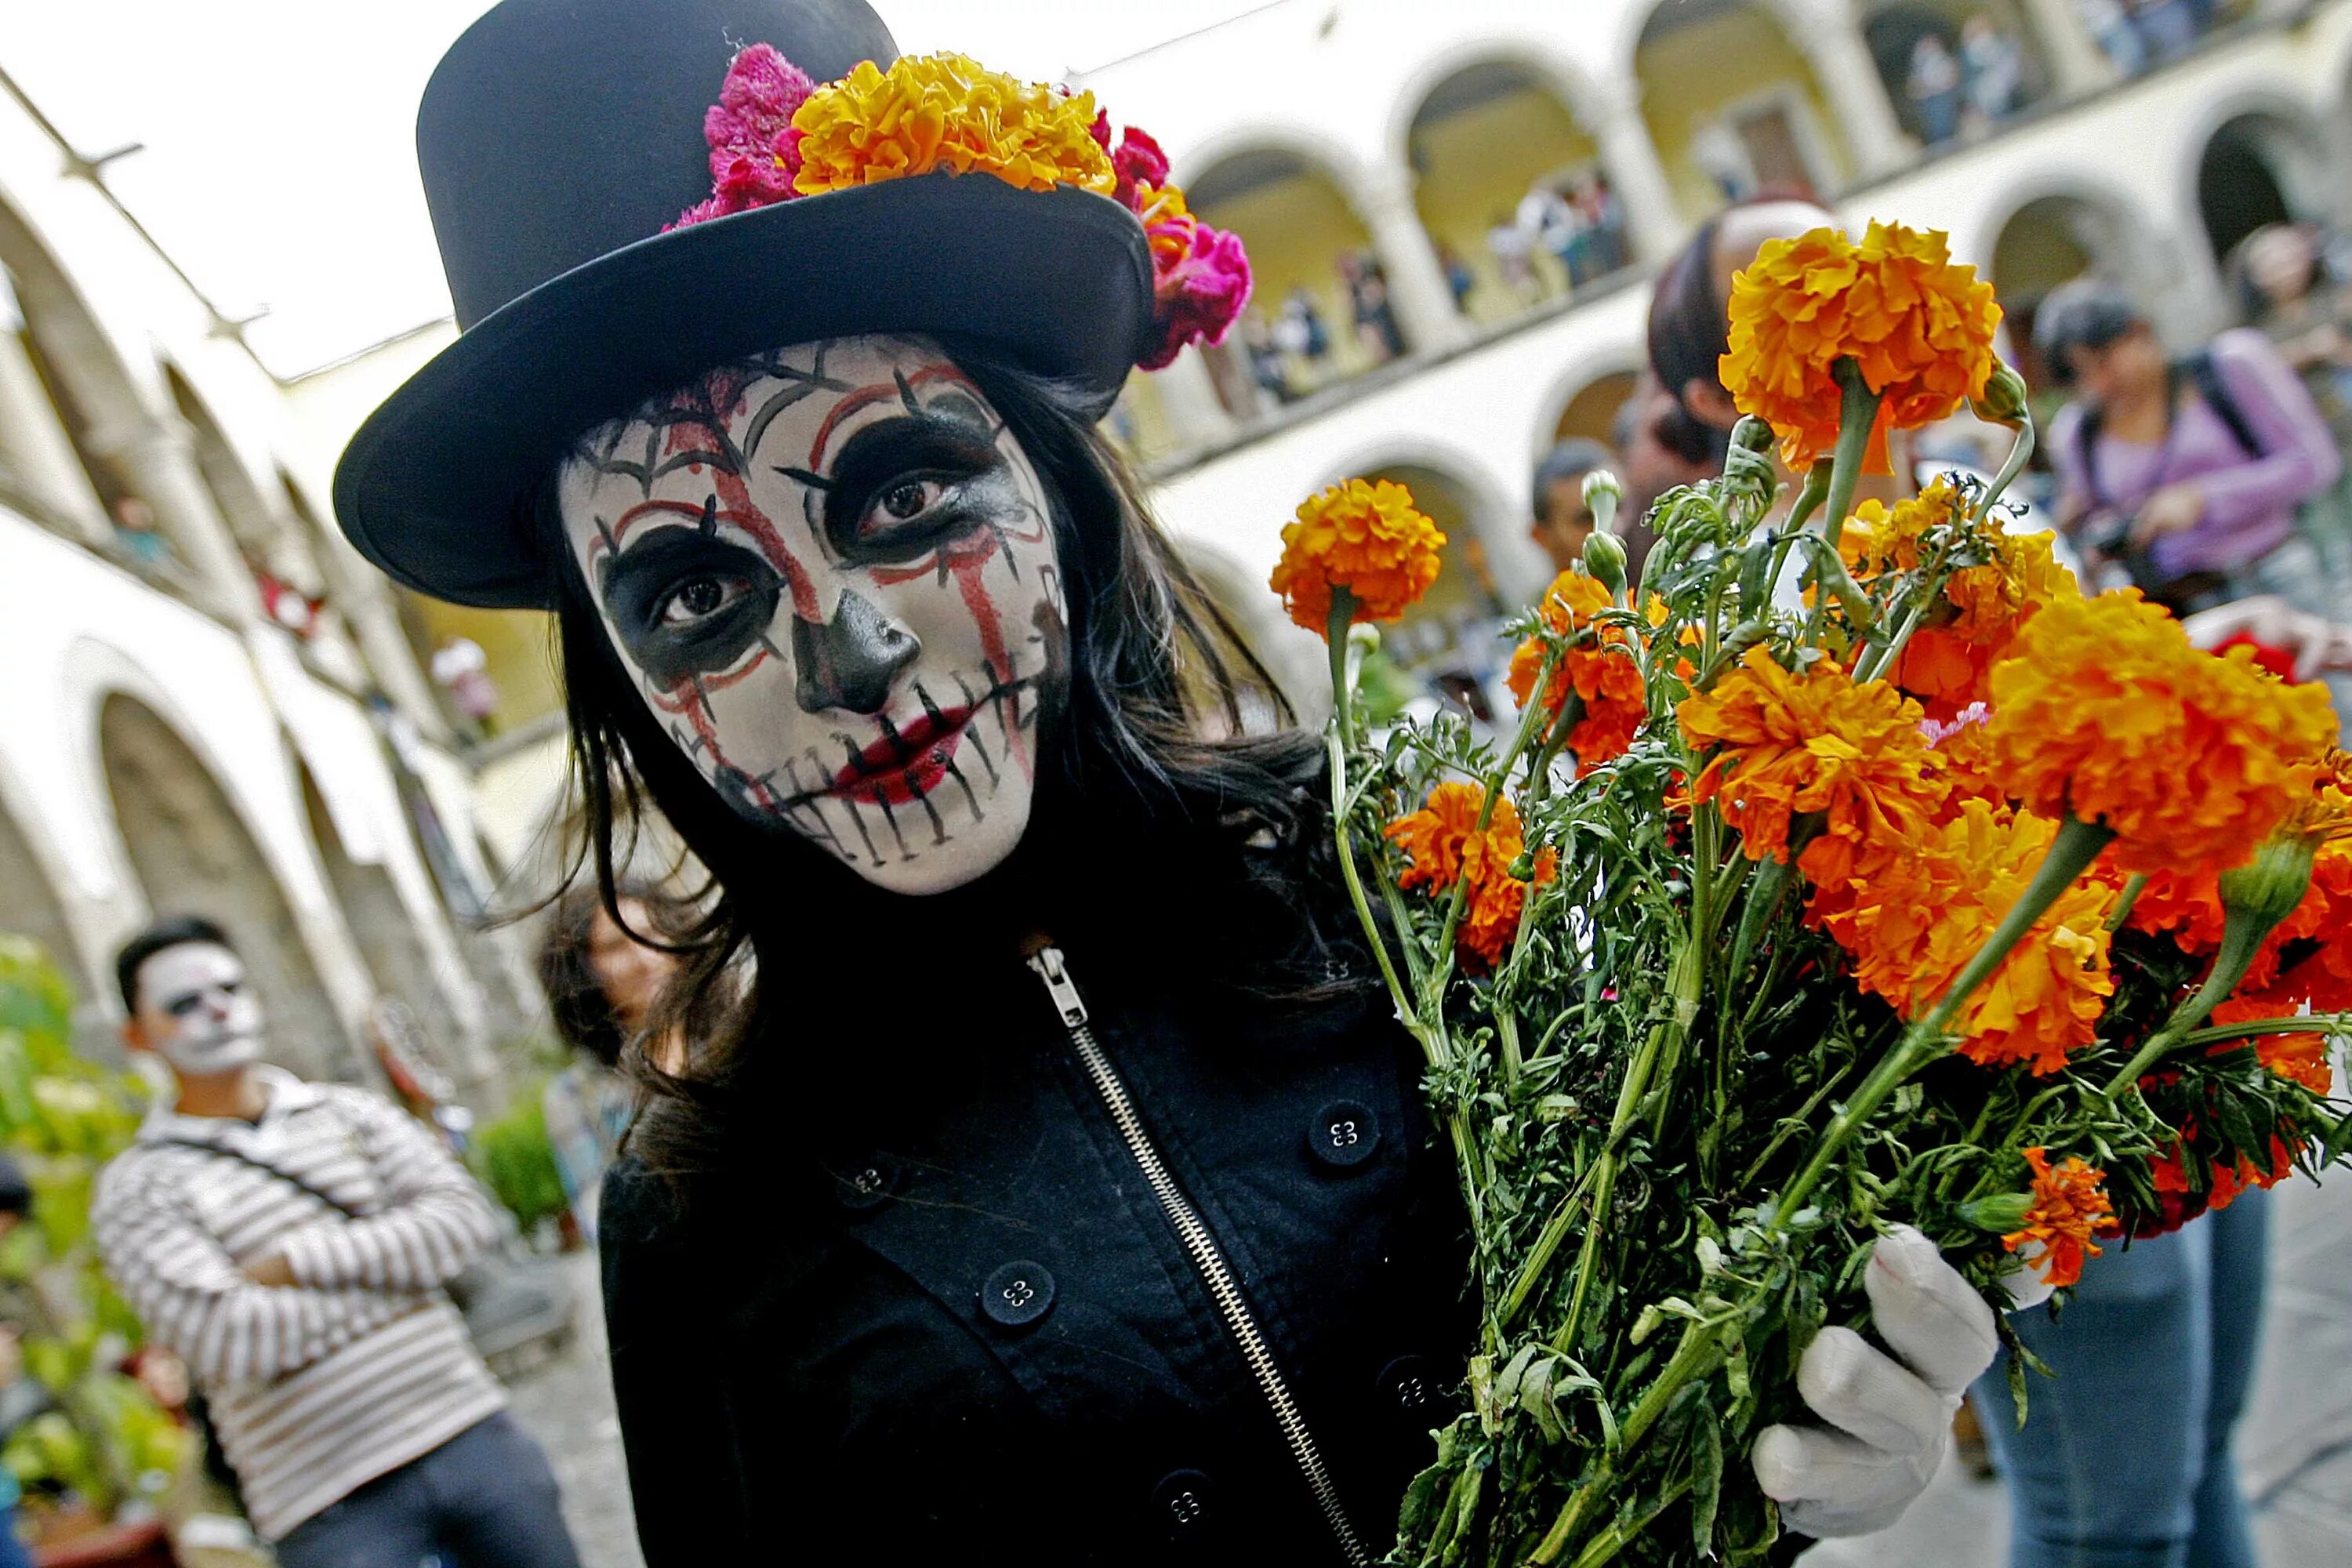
xmin=91 ymin=1067 xmax=506 ymax=1540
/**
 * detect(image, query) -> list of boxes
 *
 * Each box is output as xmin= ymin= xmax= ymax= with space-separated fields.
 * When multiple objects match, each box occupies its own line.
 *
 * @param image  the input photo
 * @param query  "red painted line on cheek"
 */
xmin=948 ymin=550 xmax=1031 ymax=779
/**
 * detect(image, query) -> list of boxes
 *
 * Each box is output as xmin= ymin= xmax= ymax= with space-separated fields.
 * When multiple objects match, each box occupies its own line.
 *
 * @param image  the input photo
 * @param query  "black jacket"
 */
xmin=600 ymin=925 xmax=1472 ymax=1563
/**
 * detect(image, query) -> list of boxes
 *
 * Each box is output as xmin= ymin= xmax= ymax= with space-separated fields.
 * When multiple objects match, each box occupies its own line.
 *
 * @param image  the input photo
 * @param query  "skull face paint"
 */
xmin=558 ymin=336 xmax=1069 ymax=896
xmin=134 ymin=943 xmax=266 ymax=1077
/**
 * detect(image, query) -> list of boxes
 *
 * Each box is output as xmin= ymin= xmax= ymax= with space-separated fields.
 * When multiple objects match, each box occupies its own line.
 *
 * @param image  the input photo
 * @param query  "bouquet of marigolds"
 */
xmin=1269 ymin=221 xmax=2352 ymax=1567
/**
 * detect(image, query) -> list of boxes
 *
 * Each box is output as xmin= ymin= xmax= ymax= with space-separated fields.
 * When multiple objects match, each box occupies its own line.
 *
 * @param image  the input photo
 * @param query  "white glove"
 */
xmin=1750 ymin=1224 xmax=2000 ymax=1537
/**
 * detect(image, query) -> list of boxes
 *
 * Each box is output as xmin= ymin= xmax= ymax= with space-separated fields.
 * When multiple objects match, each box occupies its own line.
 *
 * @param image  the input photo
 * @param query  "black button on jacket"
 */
xmin=600 ymin=946 xmax=1471 ymax=1563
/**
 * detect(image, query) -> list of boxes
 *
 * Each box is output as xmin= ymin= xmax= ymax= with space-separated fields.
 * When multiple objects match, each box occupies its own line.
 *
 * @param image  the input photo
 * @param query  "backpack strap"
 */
xmin=2182 ymin=348 xmax=2264 ymax=459
xmin=145 ymin=1138 xmax=368 ymax=1220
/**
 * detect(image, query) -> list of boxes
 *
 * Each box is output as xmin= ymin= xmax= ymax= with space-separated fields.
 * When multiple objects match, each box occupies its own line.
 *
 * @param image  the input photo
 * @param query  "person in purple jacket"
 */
xmin=2037 ymin=278 xmax=2350 ymax=732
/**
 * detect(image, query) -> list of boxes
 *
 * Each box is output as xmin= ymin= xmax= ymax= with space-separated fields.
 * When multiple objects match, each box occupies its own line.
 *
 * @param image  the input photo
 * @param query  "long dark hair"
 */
xmin=540 ymin=339 xmax=1345 ymax=1174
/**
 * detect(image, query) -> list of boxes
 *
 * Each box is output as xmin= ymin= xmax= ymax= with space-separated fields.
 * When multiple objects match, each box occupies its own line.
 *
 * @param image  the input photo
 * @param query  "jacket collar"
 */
xmin=136 ymin=1065 xmax=325 ymax=1149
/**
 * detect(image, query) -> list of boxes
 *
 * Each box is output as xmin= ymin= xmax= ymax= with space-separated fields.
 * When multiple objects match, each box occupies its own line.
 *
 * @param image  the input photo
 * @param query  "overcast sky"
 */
xmin=0 ymin=1 xmax=1267 ymax=378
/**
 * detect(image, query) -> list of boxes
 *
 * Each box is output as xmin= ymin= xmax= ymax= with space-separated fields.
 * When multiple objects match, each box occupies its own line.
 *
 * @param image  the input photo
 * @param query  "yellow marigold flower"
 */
xmin=1838 ymin=482 xmax=1965 ymax=579
xmin=1270 ymin=478 xmax=1446 ymax=636
xmin=1985 ymin=590 xmax=2339 ymax=876
xmin=1675 ymin=647 xmax=1948 ymax=887
xmin=1506 ymin=571 xmax=1648 ymax=773
xmin=1721 ymin=223 xmax=2001 ymax=471
xmin=1384 ymin=782 xmax=1555 ymax=973
xmin=2002 ymin=1147 xmax=2114 ymax=1288
xmin=792 ymin=54 xmax=1115 ymax=197
xmin=1820 ymin=800 xmax=2114 ymax=1074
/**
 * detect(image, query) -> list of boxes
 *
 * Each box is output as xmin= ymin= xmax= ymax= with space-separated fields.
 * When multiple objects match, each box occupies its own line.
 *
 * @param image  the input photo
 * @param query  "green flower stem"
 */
xmin=1770 ymin=814 xmax=2117 ymax=1225
xmin=1970 ymin=414 xmax=2038 ymax=528
xmin=1817 ymin=358 xmax=1884 ymax=553
xmin=1563 ymin=1474 xmax=1697 ymax=1568
xmin=2104 ymin=873 xmax=2150 ymax=932
xmin=2182 ymin=1012 xmax=2352 ymax=1049
xmin=1549 ymin=939 xmax=1704 ymax=1356
xmin=2096 ymin=911 xmax=2274 ymax=1103
xmin=1323 ymin=592 xmax=1425 ymax=1060
xmin=1780 ymin=461 xmax=1834 ymax=539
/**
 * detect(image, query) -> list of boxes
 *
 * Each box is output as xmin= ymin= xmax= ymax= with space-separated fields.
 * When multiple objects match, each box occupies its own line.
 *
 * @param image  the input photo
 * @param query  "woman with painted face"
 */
xmin=336 ymin=3 xmax=2004 ymax=1560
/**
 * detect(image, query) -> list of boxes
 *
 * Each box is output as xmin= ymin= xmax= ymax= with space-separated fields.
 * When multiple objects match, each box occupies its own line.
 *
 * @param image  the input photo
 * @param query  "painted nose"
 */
xmin=793 ymin=590 xmax=920 ymax=715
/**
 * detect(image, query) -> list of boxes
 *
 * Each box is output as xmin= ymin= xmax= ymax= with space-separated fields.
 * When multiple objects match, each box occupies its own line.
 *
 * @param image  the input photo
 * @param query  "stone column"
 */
xmin=1149 ymin=347 xmax=1240 ymax=451
xmin=1801 ymin=2 xmax=1915 ymax=183
xmin=1356 ymin=163 xmax=1469 ymax=355
xmin=0 ymin=328 xmax=111 ymax=546
xmin=1577 ymin=76 xmax=1690 ymax=264
xmin=88 ymin=415 xmax=261 ymax=622
xmin=2014 ymin=0 xmax=2121 ymax=98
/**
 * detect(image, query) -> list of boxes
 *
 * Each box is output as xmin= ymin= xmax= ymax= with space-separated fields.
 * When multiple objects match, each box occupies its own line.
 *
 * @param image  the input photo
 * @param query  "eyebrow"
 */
xmin=804 ymin=364 xmax=985 ymax=473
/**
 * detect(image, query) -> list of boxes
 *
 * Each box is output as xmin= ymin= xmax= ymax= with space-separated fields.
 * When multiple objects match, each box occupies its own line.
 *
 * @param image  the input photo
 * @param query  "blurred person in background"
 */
xmin=2034 ymin=280 xmax=2349 ymax=727
xmin=2236 ymin=221 xmax=2352 ymax=564
xmin=92 ymin=918 xmax=579 ymax=1568
xmin=537 ymin=884 xmax=689 ymax=1240
xmin=1960 ymin=15 xmax=2024 ymax=132
xmin=1528 ymin=437 xmax=1614 ymax=575
xmin=1486 ymin=207 xmax=1539 ymax=305
xmin=1907 ymin=32 xmax=1965 ymax=147
xmin=1610 ymin=368 xmax=1712 ymax=584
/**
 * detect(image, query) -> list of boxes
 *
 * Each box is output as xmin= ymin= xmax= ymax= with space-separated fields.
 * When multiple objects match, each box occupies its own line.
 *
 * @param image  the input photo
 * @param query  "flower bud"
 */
xmin=1970 ymin=362 xmax=2031 ymax=426
xmin=1730 ymin=415 xmax=1777 ymax=455
xmin=1581 ymin=529 xmax=1628 ymax=597
xmin=1505 ymin=851 xmax=1537 ymax=881
xmin=1581 ymin=467 xmax=1623 ymax=539
xmin=1346 ymin=622 xmax=1381 ymax=658
xmin=2217 ymin=832 xmax=2318 ymax=936
xmin=1956 ymin=1192 xmax=2034 ymax=1235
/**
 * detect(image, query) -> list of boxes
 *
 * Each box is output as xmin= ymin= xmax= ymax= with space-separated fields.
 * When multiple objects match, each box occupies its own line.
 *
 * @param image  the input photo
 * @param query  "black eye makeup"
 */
xmin=818 ymin=407 xmax=1020 ymax=564
xmin=597 ymin=526 xmax=786 ymax=688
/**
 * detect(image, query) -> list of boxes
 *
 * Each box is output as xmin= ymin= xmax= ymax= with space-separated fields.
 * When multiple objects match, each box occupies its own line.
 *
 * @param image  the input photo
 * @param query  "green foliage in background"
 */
xmin=471 ymin=1076 xmax=568 ymax=1235
xmin=0 ymin=937 xmax=188 ymax=1517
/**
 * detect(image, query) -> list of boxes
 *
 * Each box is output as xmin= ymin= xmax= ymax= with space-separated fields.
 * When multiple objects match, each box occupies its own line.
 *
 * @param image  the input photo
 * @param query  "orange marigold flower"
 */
xmin=1921 ymin=703 xmax=2004 ymax=815
xmin=1900 ymin=531 xmax=2082 ymax=720
xmin=1985 ymin=590 xmax=2339 ymax=876
xmin=1675 ymin=647 xmax=1948 ymax=887
xmin=1821 ymin=800 xmax=2115 ymax=1073
xmin=1507 ymin=572 xmax=1649 ymax=772
xmin=2002 ymin=1147 xmax=2114 ymax=1288
xmin=1269 ymin=478 xmax=1446 ymax=636
xmin=792 ymin=54 xmax=1115 ymax=197
xmin=1720 ymin=222 xmax=2001 ymax=472
xmin=1384 ymin=782 xmax=1553 ymax=972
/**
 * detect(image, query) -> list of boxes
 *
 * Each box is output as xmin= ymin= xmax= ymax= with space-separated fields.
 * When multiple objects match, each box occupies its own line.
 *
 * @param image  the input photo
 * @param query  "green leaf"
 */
xmin=1691 ymin=1403 xmax=1725 ymax=1559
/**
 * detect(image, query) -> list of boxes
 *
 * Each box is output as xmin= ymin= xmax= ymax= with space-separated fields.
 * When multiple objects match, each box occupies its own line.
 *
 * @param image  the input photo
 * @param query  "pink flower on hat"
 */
xmin=668 ymin=42 xmax=815 ymax=229
xmin=1133 ymin=184 xmax=1253 ymax=370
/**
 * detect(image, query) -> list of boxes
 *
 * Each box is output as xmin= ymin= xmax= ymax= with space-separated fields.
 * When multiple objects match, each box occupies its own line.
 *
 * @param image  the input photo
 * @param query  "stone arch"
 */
xmin=1396 ymin=49 xmax=1631 ymax=324
xmin=162 ymin=365 xmax=323 ymax=604
xmin=1632 ymin=0 xmax=1850 ymax=221
xmin=297 ymin=765 xmax=471 ymax=1077
xmin=1183 ymin=137 xmax=1397 ymax=394
xmin=1981 ymin=180 xmax=2172 ymax=383
xmin=0 ymin=194 xmax=147 ymax=550
xmin=2187 ymin=101 xmax=2336 ymax=268
xmin=96 ymin=692 xmax=354 ymax=1080
xmin=1540 ymin=360 xmax=1645 ymax=452
xmin=0 ymin=760 xmax=101 ymax=1033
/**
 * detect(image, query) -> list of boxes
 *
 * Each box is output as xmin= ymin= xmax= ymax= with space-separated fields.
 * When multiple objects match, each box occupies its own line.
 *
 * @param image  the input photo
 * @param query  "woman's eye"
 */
xmin=862 ymin=478 xmax=946 ymax=535
xmin=659 ymin=575 xmax=749 ymax=626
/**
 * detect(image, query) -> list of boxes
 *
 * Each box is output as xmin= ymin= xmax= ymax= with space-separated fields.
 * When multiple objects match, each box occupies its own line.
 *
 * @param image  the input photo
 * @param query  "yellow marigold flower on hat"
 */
xmin=1676 ymin=647 xmax=1949 ymax=887
xmin=1820 ymin=800 xmax=2114 ymax=1074
xmin=792 ymin=54 xmax=1115 ymax=197
xmin=1721 ymin=222 xmax=2001 ymax=471
xmin=2002 ymin=1147 xmax=2114 ymax=1288
xmin=1384 ymin=782 xmax=1555 ymax=973
xmin=1985 ymin=590 xmax=2339 ymax=876
xmin=1270 ymin=478 xmax=1446 ymax=636
xmin=1506 ymin=571 xmax=1648 ymax=773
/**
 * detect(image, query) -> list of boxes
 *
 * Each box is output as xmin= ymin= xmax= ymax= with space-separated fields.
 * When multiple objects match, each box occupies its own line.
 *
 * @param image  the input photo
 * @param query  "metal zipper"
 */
xmin=1027 ymin=943 xmax=1372 ymax=1566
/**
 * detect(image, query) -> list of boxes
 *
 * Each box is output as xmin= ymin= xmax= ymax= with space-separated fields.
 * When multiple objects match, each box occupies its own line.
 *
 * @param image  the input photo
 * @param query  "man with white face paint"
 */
xmin=91 ymin=919 xmax=582 ymax=1567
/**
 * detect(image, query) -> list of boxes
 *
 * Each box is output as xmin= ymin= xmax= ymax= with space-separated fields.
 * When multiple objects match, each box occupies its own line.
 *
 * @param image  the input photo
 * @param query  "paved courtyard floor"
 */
xmin=505 ymin=1165 xmax=2352 ymax=1567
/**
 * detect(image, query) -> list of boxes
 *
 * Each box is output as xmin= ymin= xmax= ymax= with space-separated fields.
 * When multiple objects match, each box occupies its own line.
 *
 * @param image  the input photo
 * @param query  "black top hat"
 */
xmin=332 ymin=0 xmax=1154 ymax=610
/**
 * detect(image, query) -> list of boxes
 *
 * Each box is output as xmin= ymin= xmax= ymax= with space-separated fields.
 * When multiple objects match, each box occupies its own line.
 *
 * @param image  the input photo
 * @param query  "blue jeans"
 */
xmin=1969 ymin=1191 xmax=2269 ymax=1568
xmin=271 ymin=1414 xmax=581 ymax=1568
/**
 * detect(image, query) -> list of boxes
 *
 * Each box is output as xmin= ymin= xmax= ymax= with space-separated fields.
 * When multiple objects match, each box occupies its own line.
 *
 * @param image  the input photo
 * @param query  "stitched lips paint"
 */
xmin=557 ymin=335 xmax=1069 ymax=896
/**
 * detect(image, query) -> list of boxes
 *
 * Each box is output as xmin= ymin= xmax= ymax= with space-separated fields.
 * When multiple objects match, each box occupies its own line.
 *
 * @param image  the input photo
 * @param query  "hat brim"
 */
xmin=333 ymin=176 xmax=1154 ymax=610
